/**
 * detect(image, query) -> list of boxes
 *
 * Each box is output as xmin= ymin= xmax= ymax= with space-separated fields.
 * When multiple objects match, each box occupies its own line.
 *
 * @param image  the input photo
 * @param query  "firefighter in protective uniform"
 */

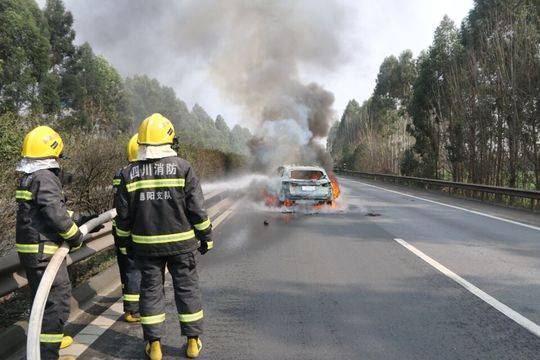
xmin=15 ymin=126 xmax=100 ymax=360
xmin=115 ymin=113 xmax=212 ymax=359
xmin=112 ymin=134 xmax=142 ymax=322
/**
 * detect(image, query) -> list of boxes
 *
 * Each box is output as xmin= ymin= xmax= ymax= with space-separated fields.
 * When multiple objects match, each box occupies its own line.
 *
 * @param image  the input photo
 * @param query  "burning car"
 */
xmin=267 ymin=165 xmax=339 ymax=207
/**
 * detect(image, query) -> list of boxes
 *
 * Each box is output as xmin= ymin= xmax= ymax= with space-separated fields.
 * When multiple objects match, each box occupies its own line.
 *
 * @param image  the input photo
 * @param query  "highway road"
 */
xmin=60 ymin=176 xmax=540 ymax=359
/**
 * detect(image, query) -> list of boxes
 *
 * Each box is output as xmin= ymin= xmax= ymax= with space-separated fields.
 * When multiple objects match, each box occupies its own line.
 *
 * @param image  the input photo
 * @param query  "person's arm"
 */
xmin=113 ymin=171 xmax=132 ymax=250
xmin=184 ymin=165 xmax=213 ymax=253
xmin=34 ymin=172 xmax=82 ymax=250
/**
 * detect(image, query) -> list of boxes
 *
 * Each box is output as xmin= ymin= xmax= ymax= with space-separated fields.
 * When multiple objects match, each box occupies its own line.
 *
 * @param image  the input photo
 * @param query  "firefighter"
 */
xmin=15 ymin=126 xmax=100 ymax=360
xmin=112 ymin=134 xmax=142 ymax=323
xmin=115 ymin=113 xmax=212 ymax=360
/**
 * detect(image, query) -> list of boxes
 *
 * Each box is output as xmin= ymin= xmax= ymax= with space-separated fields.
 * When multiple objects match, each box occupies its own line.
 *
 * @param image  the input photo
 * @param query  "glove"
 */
xmin=198 ymin=240 xmax=212 ymax=255
xmin=68 ymin=233 xmax=84 ymax=253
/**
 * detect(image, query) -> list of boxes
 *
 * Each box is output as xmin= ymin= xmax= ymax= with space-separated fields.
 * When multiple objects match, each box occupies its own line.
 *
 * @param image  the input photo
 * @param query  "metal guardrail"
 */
xmin=0 ymin=224 xmax=115 ymax=299
xmin=0 ymin=190 xmax=228 ymax=300
xmin=336 ymin=169 xmax=540 ymax=210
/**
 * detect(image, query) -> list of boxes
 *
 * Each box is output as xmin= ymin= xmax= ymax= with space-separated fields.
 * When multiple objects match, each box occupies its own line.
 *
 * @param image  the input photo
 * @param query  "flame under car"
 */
xmin=275 ymin=165 xmax=336 ymax=207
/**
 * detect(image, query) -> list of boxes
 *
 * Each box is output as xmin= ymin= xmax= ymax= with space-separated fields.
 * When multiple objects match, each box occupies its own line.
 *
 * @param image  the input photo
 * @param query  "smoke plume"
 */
xmin=65 ymin=0 xmax=347 ymax=170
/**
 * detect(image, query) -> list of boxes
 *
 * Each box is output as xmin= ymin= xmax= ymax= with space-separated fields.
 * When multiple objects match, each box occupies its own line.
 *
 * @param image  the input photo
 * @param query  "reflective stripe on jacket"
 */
xmin=15 ymin=168 xmax=82 ymax=267
xmin=114 ymin=156 xmax=212 ymax=257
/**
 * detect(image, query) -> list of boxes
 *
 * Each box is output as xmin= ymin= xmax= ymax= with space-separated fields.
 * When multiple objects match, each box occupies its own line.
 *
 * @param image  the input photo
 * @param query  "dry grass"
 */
xmin=0 ymin=133 xmax=247 ymax=254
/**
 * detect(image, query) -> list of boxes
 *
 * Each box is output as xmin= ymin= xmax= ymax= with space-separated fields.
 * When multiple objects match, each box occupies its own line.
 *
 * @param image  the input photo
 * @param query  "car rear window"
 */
xmin=290 ymin=170 xmax=324 ymax=180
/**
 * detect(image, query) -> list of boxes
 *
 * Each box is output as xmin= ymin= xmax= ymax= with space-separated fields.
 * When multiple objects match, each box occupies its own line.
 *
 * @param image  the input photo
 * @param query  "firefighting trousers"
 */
xmin=115 ymin=244 xmax=141 ymax=313
xmin=25 ymin=260 xmax=71 ymax=360
xmin=137 ymin=251 xmax=203 ymax=340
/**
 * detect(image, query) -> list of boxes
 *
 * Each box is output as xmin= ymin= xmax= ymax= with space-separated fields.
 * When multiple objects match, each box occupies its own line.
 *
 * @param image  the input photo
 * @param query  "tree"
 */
xmin=215 ymin=115 xmax=230 ymax=132
xmin=400 ymin=149 xmax=419 ymax=176
xmin=39 ymin=72 xmax=61 ymax=114
xmin=44 ymin=0 xmax=75 ymax=69
xmin=456 ymin=0 xmax=539 ymax=188
xmin=0 ymin=0 xmax=51 ymax=113
xmin=42 ymin=0 xmax=76 ymax=115
xmin=191 ymin=104 xmax=228 ymax=151
xmin=329 ymin=50 xmax=416 ymax=174
xmin=125 ymin=74 xmax=192 ymax=133
xmin=124 ymin=75 xmax=252 ymax=154
xmin=408 ymin=17 xmax=460 ymax=178
xmin=62 ymin=43 xmax=129 ymax=131
xmin=373 ymin=50 xmax=417 ymax=114
xmin=230 ymin=124 xmax=251 ymax=155
xmin=331 ymin=1 xmax=539 ymax=192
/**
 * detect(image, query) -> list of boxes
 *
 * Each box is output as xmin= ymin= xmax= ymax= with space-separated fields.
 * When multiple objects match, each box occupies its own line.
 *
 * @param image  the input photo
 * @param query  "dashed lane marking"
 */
xmin=346 ymin=178 xmax=540 ymax=232
xmin=203 ymin=189 xmax=222 ymax=200
xmin=212 ymin=204 xmax=235 ymax=228
xmin=208 ymin=197 xmax=233 ymax=220
xmin=60 ymin=198 xmax=237 ymax=358
xmin=60 ymin=300 xmax=124 ymax=357
xmin=394 ymin=238 xmax=540 ymax=338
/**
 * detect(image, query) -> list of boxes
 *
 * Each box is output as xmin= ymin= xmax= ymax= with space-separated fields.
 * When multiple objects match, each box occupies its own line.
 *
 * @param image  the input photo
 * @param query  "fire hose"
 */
xmin=27 ymin=209 xmax=117 ymax=360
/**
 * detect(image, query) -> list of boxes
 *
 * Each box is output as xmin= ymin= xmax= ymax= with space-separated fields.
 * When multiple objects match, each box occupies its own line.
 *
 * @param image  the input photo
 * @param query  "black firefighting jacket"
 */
xmin=114 ymin=156 xmax=212 ymax=257
xmin=15 ymin=168 xmax=83 ymax=267
xmin=112 ymin=166 xmax=128 ymax=255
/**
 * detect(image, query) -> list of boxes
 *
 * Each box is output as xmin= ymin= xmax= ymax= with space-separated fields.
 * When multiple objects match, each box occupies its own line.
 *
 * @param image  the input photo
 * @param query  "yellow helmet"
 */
xmin=137 ymin=113 xmax=175 ymax=146
xmin=127 ymin=134 xmax=139 ymax=162
xmin=21 ymin=126 xmax=64 ymax=159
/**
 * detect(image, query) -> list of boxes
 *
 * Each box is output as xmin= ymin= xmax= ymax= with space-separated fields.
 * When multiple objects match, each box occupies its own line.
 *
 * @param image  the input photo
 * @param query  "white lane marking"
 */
xmin=394 ymin=238 xmax=540 ymax=337
xmin=60 ymin=198 xmax=236 ymax=357
xmin=213 ymin=209 xmax=233 ymax=228
xmin=208 ymin=198 xmax=232 ymax=220
xmin=60 ymin=300 xmax=123 ymax=357
xmin=204 ymin=189 xmax=221 ymax=200
xmin=345 ymin=178 xmax=540 ymax=232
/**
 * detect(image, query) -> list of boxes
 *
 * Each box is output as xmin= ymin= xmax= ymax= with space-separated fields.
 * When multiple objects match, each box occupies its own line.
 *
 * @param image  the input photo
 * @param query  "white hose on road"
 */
xmin=27 ymin=209 xmax=117 ymax=360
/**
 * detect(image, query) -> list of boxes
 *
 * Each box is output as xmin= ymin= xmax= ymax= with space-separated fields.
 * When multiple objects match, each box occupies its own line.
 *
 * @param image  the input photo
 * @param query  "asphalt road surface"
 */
xmin=67 ymin=176 xmax=540 ymax=359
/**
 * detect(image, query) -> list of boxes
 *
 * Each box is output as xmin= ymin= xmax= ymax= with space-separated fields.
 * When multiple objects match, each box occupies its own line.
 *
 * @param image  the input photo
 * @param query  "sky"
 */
xmin=37 ymin=0 xmax=474 ymax=129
